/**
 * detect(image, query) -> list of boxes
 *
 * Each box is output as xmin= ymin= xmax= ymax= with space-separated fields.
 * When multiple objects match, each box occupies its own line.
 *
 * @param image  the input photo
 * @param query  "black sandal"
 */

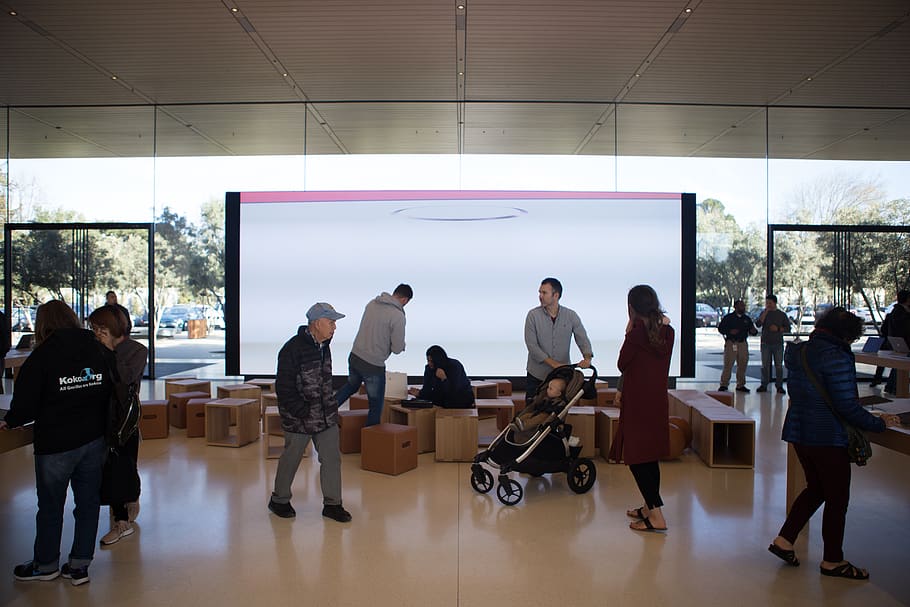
xmin=626 ymin=507 xmax=646 ymax=520
xmin=767 ymin=543 xmax=800 ymax=567
xmin=820 ymin=562 xmax=869 ymax=580
xmin=630 ymin=517 xmax=667 ymax=533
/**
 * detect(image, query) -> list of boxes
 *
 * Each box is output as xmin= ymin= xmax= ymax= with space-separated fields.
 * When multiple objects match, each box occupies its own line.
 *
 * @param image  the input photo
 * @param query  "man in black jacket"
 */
xmin=268 ymin=302 xmax=352 ymax=523
xmin=717 ymin=300 xmax=758 ymax=393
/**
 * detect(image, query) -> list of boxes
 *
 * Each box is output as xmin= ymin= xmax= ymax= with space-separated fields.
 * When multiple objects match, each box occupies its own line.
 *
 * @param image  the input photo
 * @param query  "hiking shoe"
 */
xmin=100 ymin=520 xmax=134 ymax=546
xmin=268 ymin=498 xmax=296 ymax=518
xmin=127 ymin=501 xmax=140 ymax=522
xmin=756 ymin=386 xmax=768 ymax=393
xmin=13 ymin=561 xmax=59 ymax=582
xmin=717 ymin=386 xmax=728 ymax=392
xmin=322 ymin=504 xmax=352 ymax=523
xmin=735 ymin=386 xmax=750 ymax=393
xmin=61 ymin=563 xmax=89 ymax=586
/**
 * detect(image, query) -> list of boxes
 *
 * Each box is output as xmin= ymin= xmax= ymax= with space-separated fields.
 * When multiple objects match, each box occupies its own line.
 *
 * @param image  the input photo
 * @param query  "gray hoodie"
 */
xmin=350 ymin=292 xmax=406 ymax=368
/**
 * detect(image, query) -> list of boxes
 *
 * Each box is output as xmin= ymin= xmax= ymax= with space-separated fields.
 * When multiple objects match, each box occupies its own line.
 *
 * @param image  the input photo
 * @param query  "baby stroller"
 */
xmin=470 ymin=365 xmax=598 ymax=505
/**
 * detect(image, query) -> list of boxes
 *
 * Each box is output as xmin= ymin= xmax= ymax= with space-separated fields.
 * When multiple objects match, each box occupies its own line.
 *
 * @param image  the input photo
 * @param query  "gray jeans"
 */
xmin=272 ymin=425 xmax=342 ymax=506
xmin=760 ymin=343 xmax=785 ymax=388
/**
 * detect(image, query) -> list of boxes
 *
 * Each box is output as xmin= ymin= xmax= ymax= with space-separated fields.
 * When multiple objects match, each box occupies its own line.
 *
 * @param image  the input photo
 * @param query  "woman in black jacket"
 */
xmin=89 ymin=306 xmax=148 ymax=546
xmin=408 ymin=345 xmax=475 ymax=408
xmin=0 ymin=300 xmax=112 ymax=586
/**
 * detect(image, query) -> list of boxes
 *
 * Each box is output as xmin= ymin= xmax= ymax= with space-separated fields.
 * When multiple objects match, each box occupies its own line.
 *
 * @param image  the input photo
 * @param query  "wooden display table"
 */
xmin=0 ymin=397 xmax=34 ymax=453
xmin=4 ymin=348 xmax=32 ymax=381
xmin=855 ymin=351 xmax=910 ymax=398
xmin=566 ymin=406 xmax=596 ymax=458
xmin=435 ymin=409 xmax=478 ymax=462
xmin=387 ymin=404 xmax=438 ymax=453
xmin=205 ymin=398 xmax=260 ymax=447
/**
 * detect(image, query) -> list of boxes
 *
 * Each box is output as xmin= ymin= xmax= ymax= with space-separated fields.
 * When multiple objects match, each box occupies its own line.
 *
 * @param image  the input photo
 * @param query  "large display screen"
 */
xmin=226 ymin=191 xmax=695 ymax=378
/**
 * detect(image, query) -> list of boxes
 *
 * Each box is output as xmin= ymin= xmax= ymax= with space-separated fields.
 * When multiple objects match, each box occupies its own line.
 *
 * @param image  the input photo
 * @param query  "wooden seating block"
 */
xmin=205 ymin=398 xmax=260 ymax=447
xmin=511 ymin=395 xmax=527 ymax=415
xmin=471 ymin=381 xmax=499 ymax=399
xmin=186 ymin=398 xmax=212 ymax=438
xmin=247 ymin=378 xmax=276 ymax=393
xmin=216 ymin=383 xmax=262 ymax=401
xmin=435 ymin=409 xmax=478 ymax=462
xmin=349 ymin=394 xmax=369 ymax=410
xmin=387 ymin=405 xmax=437 ymax=453
xmin=566 ymin=406 xmax=596 ymax=458
xmin=138 ymin=400 xmax=169 ymax=439
xmin=169 ymin=391 xmax=210 ymax=429
xmin=164 ymin=379 xmax=210 ymax=402
xmin=474 ymin=398 xmax=515 ymax=434
xmin=486 ymin=379 xmax=513 ymax=396
xmin=339 ymin=409 xmax=370 ymax=454
xmin=596 ymin=387 xmax=618 ymax=406
xmin=263 ymin=405 xmax=284 ymax=458
xmin=706 ymin=390 xmax=734 ymax=407
xmin=261 ymin=392 xmax=278 ymax=427
xmin=595 ymin=408 xmax=620 ymax=462
xmin=361 ymin=423 xmax=418 ymax=475
xmin=690 ymin=405 xmax=755 ymax=468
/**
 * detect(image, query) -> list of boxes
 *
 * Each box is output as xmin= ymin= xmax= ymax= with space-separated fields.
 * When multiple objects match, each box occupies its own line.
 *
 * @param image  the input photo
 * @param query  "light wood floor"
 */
xmin=2 ymin=383 xmax=909 ymax=607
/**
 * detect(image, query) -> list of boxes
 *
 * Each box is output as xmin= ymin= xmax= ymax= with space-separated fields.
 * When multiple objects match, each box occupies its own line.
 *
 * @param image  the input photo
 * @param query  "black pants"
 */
xmin=779 ymin=444 xmax=850 ymax=563
xmin=110 ymin=433 xmax=141 ymax=521
xmin=629 ymin=461 xmax=664 ymax=509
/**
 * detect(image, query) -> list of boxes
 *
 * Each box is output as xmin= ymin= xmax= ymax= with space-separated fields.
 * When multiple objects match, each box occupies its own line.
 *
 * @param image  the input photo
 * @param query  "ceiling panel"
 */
xmin=315 ymin=103 xmax=458 ymax=153
xmin=8 ymin=107 xmax=155 ymax=158
xmin=768 ymin=108 xmax=910 ymax=160
xmin=464 ymin=103 xmax=607 ymax=153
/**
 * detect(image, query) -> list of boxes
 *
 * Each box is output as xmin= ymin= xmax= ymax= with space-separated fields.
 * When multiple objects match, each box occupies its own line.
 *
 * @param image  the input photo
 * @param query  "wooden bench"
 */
xmin=667 ymin=390 xmax=755 ymax=468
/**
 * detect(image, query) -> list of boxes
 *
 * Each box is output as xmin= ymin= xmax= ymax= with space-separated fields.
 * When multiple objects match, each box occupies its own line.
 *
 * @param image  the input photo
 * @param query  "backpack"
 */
xmin=107 ymin=356 xmax=141 ymax=447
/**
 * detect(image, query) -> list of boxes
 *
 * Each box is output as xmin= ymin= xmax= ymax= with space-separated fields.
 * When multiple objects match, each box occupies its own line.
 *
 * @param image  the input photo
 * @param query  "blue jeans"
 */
xmin=760 ymin=343 xmax=785 ymax=388
xmin=33 ymin=436 xmax=107 ymax=571
xmin=335 ymin=364 xmax=386 ymax=426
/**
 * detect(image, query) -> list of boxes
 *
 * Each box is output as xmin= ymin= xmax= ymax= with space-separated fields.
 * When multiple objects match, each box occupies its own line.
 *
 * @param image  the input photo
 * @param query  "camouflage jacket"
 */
xmin=275 ymin=325 xmax=337 ymax=434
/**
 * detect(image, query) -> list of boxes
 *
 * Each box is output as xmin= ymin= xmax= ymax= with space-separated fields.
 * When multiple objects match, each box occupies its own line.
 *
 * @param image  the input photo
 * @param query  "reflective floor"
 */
xmin=2 ymin=381 xmax=909 ymax=607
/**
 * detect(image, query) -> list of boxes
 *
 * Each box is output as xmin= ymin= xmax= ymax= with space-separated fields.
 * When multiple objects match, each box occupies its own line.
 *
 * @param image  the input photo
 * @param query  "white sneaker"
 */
xmin=126 ymin=501 xmax=140 ymax=522
xmin=100 ymin=520 xmax=134 ymax=546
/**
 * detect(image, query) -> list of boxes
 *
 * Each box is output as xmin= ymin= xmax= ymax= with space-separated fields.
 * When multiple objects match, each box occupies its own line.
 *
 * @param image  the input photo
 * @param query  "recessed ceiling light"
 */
xmin=685 ymin=7 xmax=692 ymax=13
xmin=635 ymin=73 xmax=640 ymax=77
xmin=111 ymin=75 xmax=118 ymax=80
xmin=458 ymin=71 xmax=464 ymax=76
xmin=457 ymin=4 xmax=464 ymax=10
xmin=231 ymin=7 xmax=239 ymax=12
xmin=807 ymin=76 xmax=813 ymax=81
xmin=10 ymin=10 xmax=18 ymax=16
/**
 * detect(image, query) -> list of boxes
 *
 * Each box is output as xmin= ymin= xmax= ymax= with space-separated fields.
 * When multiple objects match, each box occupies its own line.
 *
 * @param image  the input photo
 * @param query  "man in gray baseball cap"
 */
xmin=270 ymin=302 xmax=352 ymax=522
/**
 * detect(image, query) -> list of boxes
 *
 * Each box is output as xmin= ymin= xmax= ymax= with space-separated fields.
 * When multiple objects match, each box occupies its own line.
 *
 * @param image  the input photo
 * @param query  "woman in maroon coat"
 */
xmin=609 ymin=285 xmax=674 ymax=532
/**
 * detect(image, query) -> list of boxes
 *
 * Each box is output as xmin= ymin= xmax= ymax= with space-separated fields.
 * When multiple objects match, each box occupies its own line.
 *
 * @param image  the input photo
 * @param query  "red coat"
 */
xmin=609 ymin=320 xmax=674 ymax=465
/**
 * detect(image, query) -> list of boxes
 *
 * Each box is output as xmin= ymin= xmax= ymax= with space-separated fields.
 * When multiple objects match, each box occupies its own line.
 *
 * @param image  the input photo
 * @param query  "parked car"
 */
xmin=157 ymin=305 xmax=203 ymax=338
xmin=785 ymin=305 xmax=815 ymax=325
xmin=202 ymin=306 xmax=225 ymax=330
xmin=849 ymin=307 xmax=874 ymax=324
xmin=695 ymin=303 xmax=719 ymax=328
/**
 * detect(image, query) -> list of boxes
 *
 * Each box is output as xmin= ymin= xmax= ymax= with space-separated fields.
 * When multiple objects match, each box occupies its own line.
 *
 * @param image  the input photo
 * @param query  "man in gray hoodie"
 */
xmin=335 ymin=284 xmax=413 ymax=426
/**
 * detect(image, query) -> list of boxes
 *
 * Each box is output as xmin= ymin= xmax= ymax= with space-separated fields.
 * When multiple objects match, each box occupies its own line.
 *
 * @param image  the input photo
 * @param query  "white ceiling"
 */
xmin=1 ymin=0 xmax=909 ymax=159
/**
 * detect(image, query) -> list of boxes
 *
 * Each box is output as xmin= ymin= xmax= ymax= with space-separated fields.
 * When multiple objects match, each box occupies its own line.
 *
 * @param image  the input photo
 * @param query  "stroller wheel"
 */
xmin=470 ymin=467 xmax=494 ymax=494
xmin=496 ymin=478 xmax=524 ymax=505
xmin=567 ymin=459 xmax=597 ymax=494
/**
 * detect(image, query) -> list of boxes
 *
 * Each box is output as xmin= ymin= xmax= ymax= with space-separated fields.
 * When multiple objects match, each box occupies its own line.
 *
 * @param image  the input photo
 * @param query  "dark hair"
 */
xmin=89 ymin=306 xmax=127 ymax=339
xmin=393 ymin=284 xmax=413 ymax=300
xmin=425 ymin=345 xmax=449 ymax=368
xmin=815 ymin=306 xmax=864 ymax=342
xmin=628 ymin=284 xmax=666 ymax=348
xmin=898 ymin=290 xmax=910 ymax=305
xmin=765 ymin=294 xmax=778 ymax=303
xmin=733 ymin=299 xmax=745 ymax=307
xmin=541 ymin=277 xmax=562 ymax=298
xmin=34 ymin=300 xmax=82 ymax=346
xmin=105 ymin=290 xmax=116 ymax=297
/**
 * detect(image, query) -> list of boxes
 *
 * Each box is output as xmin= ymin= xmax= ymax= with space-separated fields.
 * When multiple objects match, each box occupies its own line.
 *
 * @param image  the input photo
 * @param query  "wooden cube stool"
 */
xmin=486 ymin=379 xmax=513 ymax=396
xmin=596 ymin=387 xmax=618 ymax=406
xmin=595 ymin=407 xmax=621 ymax=462
xmin=205 ymin=398 xmax=260 ymax=447
xmin=261 ymin=392 xmax=278 ymax=429
xmin=247 ymin=378 xmax=276 ymax=394
xmin=471 ymin=381 xmax=499 ymax=399
xmin=706 ymin=390 xmax=734 ymax=407
xmin=387 ymin=404 xmax=438 ymax=453
xmin=139 ymin=400 xmax=169 ymax=439
xmin=169 ymin=391 xmax=210 ymax=429
xmin=263 ymin=405 xmax=285 ymax=458
xmin=566 ymin=406 xmax=596 ymax=458
xmin=349 ymin=393 xmax=369 ymax=410
xmin=339 ymin=409 xmax=370 ymax=454
xmin=435 ymin=409 xmax=478 ymax=462
xmin=186 ymin=397 xmax=212 ymax=438
xmin=361 ymin=423 xmax=418 ymax=475
xmin=164 ymin=379 xmax=211 ymax=403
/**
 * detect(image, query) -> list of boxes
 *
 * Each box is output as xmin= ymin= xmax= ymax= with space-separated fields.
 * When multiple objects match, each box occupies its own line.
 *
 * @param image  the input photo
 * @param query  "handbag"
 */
xmin=106 ymin=353 xmax=142 ymax=448
xmin=100 ymin=447 xmax=140 ymax=505
xmin=798 ymin=344 xmax=872 ymax=466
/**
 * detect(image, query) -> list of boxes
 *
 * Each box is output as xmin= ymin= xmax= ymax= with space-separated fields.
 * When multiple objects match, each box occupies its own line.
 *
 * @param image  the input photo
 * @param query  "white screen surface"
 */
xmin=237 ymin=191 xmax=684 ymax=377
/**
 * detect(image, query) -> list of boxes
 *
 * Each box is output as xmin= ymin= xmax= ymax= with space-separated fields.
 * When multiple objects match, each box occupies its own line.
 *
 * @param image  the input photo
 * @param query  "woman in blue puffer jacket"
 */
xmin=768 ymin=307 xmax=901 ymax=580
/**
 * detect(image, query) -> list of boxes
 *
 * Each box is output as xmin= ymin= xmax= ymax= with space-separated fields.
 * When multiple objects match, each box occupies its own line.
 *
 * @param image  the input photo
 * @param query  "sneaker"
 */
xmin=13 ymin=561 xmax=59 ymax=582
xmin=268 ymin=498 xmax=296 ymax=518
xmin=61 ymin=563 xmax=89 ymax=586
xmin=735 ymin=386 xmax=750 ymax=393
xmin=777 ymin=386 xmax=786 ymax=394
xmin=126 ymin=501 xmax=140 ymax=522
xmin=322 ymin=504 xmax=352 ymax=523
xmin=100 ymin=520 xmax=134 ymax=546
xmin=717 ymin=386 xmax=728 ymax=392
xmin=756 ymin=386 xmax=768 ymax=393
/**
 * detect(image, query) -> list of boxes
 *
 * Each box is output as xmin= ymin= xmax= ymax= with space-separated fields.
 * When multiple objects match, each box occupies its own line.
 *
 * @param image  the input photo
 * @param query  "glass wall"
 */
xmin=2 ymin=100 xmax=908 ymax=378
